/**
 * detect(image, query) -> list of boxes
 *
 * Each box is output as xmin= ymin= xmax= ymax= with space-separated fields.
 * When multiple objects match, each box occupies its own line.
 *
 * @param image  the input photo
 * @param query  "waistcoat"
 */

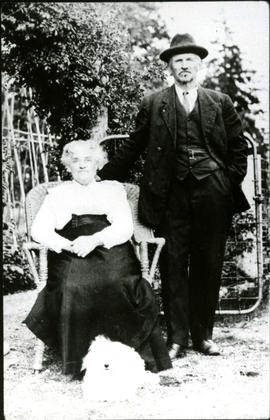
xmin=174 ymin=91 xmax=219 ymax=181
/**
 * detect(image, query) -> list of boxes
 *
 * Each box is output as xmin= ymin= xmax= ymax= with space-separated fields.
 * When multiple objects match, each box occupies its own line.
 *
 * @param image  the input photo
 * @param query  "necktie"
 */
xmin=182 ymin=91 xmax=190 ymax=114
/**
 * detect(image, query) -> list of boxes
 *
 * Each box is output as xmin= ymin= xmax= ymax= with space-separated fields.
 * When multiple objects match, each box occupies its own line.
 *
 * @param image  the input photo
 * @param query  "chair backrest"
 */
xmin=25 ymin=181 xmax=62 ymax=240
xmin=123 ymin=183 xmax=154 ymax=243
xmin=25 ymin=181 xmax=154 ymax=243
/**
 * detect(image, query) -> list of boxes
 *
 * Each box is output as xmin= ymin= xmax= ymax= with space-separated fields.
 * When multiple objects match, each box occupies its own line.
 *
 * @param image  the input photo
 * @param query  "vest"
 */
xmin=174 ymin=92 xmax=219 ymax=181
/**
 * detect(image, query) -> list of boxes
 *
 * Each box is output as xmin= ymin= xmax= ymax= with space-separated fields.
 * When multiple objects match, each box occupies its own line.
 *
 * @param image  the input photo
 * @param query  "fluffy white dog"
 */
xmin=81 ymin=335 xmax=159 ymax=402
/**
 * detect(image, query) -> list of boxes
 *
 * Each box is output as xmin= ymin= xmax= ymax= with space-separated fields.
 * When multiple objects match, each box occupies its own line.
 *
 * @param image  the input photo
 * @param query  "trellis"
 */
xmin=2 ymin=87 xmax=57 ymax=245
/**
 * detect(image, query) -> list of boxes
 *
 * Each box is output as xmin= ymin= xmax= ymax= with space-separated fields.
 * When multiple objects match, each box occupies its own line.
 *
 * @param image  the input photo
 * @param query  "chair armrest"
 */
xmin=23 ymin=241 xmax=48 ymax=287
xmin=146 ymin=237 xmax=165 ymax=283
xmin=23 ymin=236 xmax=165 ymax=288
xmin=139 ymin=237 xmax=165 ymax=286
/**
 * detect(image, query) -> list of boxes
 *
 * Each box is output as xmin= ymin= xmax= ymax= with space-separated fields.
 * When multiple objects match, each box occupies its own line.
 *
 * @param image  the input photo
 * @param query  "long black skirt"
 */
xmin=24 ymin=214 xmax=172 ymax=375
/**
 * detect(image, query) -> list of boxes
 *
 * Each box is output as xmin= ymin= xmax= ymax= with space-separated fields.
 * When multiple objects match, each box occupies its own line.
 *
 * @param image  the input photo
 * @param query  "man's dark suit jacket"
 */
xmin=99 ymin=85 xmax=250 ymax=227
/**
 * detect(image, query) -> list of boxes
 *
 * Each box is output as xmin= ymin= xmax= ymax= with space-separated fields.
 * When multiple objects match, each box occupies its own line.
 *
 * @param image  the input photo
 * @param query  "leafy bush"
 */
xmin=2 ymin=2 xmax=168 ymax=180
xmin=3 ymin=224 xmax=36 ymax=295
xmin=204 ymin=20 xmax=264 ymax=144
xmin=3 ymin=248 xmax=36 ymax=295
xmin=2 ymin=3 xmax=132 ymax=142
xmin=1 ymin=2 xmax=167 ymax=145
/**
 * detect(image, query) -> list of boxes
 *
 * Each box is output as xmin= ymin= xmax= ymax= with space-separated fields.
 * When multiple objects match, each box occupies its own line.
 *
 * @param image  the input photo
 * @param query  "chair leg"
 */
xmin=33 ymin=338 xmax=45 ymax=372
xmin=139 ymin=242 xmax=150 ymax=283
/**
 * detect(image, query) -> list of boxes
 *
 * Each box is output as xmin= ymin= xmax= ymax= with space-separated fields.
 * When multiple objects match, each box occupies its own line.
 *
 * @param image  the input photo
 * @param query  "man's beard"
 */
xmin=178 ymin=72 xmax=193 ymax=84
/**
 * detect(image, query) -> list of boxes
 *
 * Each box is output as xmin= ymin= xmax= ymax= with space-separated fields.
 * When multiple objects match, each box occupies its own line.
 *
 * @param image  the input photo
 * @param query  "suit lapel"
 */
xmin=159 ymin=86 xmax=218 ymax=146
xmin=160 ymin=85 xmax=177 ymax=147
xmin=198 ymin=87 xmax=219 ymax=139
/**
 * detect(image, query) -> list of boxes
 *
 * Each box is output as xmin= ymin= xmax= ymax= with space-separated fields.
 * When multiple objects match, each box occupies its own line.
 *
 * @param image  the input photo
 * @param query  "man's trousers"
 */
xmin=156 ymin=171 xmax=234 ymax=347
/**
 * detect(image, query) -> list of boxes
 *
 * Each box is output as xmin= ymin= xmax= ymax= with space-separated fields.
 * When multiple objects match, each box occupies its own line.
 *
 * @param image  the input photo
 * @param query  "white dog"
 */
xmin=81 ymin=335 xmax=159 ymax=402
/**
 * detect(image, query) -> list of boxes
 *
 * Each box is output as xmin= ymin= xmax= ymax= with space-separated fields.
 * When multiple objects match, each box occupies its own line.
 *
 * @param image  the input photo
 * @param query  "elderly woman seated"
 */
xmin=24 ymin=140 xmax=172 ymax=377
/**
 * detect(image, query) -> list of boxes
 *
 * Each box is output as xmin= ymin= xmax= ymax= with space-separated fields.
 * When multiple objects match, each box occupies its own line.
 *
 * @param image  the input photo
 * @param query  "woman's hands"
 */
xmin=61 ymin=242 xmax=75 ymax=253
xmin=69 ymin=235 xmax=103 ymax=258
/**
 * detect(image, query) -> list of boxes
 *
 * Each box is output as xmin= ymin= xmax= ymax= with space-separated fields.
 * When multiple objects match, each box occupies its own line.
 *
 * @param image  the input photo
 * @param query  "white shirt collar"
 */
xmin=175 ymin=84 xmax=198 ymax=97
xmin=71 ymin=179 xmax=97 ymax=190
xmin=174 ymin=84 xmax=198 ymax=112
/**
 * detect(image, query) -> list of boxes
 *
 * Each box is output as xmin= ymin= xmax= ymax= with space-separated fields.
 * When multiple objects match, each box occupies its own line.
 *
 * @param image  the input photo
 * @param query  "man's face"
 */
xmin=169 ymin=53 xmax=201 ymax=85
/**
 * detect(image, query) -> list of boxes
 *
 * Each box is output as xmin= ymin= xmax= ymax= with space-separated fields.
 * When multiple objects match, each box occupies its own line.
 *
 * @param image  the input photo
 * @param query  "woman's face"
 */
xmin=67 ymin=145 xmax=98 ymax=186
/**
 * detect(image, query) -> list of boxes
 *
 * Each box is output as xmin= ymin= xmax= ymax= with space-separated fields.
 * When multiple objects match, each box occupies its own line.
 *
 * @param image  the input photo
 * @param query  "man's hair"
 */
xmin=61 ymin=140 xmax=108 ymax=170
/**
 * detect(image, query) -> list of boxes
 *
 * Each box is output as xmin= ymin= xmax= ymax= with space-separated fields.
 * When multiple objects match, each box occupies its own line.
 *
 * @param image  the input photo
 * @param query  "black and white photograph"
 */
xmin=2 ymin=1 xmax=269 ymax=419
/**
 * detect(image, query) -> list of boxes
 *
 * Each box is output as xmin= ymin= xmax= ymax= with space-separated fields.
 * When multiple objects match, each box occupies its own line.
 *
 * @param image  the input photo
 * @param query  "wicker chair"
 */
xmin=23 ymin=181 xmax=165 ymax=372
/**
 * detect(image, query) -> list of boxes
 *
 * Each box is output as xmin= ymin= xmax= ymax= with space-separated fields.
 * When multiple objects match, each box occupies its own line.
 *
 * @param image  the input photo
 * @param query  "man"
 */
xmin=99 ymin=33 xmax=250 ymax=358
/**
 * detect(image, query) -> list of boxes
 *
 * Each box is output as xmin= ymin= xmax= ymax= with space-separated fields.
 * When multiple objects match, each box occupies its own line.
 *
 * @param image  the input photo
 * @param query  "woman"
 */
xmin=24 ymin=140 xmax=172 ymax=377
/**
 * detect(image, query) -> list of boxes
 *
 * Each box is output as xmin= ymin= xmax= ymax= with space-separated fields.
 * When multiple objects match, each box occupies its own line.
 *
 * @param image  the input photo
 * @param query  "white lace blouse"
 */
xmin=31 ymin=180 xmax=134 ymax=253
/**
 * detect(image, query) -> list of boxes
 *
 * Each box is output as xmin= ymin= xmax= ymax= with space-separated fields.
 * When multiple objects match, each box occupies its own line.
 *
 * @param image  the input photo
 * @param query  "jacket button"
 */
xmin=157 ymin=146 xmax=162 ymax=151
xmin=148 ymin=181 xmax=152 ymax=186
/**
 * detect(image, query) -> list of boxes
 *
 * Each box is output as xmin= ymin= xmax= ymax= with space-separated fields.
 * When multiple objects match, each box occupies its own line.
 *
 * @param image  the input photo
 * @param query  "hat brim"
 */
xmin=160 ymin=45 xmax=208 ymax=62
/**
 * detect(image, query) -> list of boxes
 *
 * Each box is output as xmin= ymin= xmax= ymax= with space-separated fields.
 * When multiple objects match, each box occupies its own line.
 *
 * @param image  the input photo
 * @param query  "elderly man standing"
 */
xmin=99 ymin=34 xmax=249 ymax=358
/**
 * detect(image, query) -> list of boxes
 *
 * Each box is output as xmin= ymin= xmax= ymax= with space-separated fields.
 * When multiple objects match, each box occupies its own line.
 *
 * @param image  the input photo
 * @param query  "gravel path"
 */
xmin=4 ymin=290 xmax=269 ymax=419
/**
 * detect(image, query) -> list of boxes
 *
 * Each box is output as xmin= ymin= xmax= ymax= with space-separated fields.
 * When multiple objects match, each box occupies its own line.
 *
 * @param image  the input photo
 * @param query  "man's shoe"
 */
xmin=168 ymin=343 xmax=187 ymax=360
xmin=193 ymin=339 xmax=221 ymax=356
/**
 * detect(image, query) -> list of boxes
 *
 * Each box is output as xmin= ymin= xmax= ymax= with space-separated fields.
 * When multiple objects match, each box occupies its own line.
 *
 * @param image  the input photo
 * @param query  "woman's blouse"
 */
xmin=31 ymin=180 xmax=134 ymax=253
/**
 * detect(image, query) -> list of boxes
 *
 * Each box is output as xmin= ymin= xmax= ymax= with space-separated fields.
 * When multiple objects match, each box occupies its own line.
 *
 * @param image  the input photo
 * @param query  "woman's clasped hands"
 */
xmin=63 ymin=235 xmax=103 ymax=258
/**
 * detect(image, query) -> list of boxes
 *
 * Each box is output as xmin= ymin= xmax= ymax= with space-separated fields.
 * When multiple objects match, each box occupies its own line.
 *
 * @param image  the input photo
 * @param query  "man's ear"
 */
xmin=167 ymin=61 xmax=173 ymax=76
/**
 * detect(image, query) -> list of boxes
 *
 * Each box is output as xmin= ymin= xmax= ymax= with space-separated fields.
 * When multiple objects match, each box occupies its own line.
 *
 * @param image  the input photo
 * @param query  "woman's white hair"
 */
xmin=61 ymin=140 xmax=108 ymax=170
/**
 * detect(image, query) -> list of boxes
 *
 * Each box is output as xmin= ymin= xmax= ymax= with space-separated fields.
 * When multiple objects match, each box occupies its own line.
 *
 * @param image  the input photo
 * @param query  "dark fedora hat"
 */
xmin=160 ymin=33 xmax=208 ymax=62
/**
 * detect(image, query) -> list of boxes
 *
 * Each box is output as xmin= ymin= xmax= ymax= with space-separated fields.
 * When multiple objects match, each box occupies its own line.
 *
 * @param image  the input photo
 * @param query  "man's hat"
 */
xmin=160 ymin=33 xmax=208 ymax=63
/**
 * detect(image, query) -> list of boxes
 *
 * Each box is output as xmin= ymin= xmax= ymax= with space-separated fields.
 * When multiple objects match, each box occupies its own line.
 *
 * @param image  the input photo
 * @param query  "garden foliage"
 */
xmin=204 ymin=20 xmax=264 ymax=146
xmin=3 ymin=222 xmax=36 ymax=295
xmin=1 ymin=2 xmax=168 ymax=145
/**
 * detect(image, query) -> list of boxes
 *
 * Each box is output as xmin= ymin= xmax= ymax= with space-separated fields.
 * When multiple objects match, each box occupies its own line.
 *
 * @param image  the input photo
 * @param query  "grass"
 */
xmin=3 ymin=290 xmax=270 ymax=419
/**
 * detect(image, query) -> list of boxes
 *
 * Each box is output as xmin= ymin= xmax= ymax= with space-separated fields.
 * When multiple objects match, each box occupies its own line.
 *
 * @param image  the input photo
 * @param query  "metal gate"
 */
xmin=101 ymin=134 xmax=264 ymax=315
xmin=216 ymin=136 xmax=264 ymax=314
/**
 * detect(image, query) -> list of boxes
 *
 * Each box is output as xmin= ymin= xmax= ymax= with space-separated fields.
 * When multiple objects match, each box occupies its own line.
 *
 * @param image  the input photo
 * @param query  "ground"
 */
xmin=3 ymin=290 xmax=269 ymax=420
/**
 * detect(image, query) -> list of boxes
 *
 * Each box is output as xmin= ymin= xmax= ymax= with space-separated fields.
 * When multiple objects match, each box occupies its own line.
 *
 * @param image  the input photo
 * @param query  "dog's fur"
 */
xmin=81 ymin=335 xmax=159 ymax=401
